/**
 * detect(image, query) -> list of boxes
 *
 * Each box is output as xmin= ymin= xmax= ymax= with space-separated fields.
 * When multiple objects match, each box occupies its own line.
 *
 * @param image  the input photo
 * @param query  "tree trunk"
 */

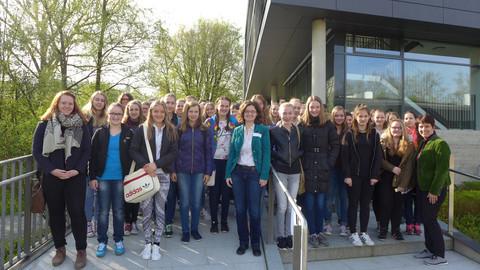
xmin=95 ymin=0 xmax=108 ymax=91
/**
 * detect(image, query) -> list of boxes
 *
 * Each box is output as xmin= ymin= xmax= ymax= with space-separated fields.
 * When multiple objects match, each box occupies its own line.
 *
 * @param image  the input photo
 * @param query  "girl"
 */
xmin=250 ymin=94 xmax=271 ymax=125
xmin=342 ymin=104 xmax=382 ymax=247
xmin=345 ymin=112 xmax=353 ymax=129
xmin=89 ymin=103 xmax=132 ymax=257
xmin=205 ymin=97 xmax=239 ymax=233
xmin=225 ymin=101 xmax=271 ymax=257
xmin=371 ymin=109 xmax=387 ymax=229
xmin=32 ymin=91 xmax=90 ymax=268
xmin=203 ymin=101 xmax=216 ymax=121
xmin=270 ymin=103 xmax=302 ymax=249
xmin=141 ymin=101 xmax=151 ymax=117
xmin=117 ymin=92 xmax=134 ymax=109
xmin=269 ymin=102 xmax=280 ymax=125
xmin=172 ymin=101 xmax=214 ymax=243
xmin=300 ymin=96 xmax=339 ymax=248
xmin=378 ymin=119 xmax=415 ymax=241
xmin=129 ymin=100 xmax=178 ymax=260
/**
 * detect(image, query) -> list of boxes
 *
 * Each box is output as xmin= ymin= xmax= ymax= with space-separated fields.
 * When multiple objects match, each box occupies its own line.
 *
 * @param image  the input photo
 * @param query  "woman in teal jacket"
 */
xmin=225 ymin=100 xmax=271 ymax=257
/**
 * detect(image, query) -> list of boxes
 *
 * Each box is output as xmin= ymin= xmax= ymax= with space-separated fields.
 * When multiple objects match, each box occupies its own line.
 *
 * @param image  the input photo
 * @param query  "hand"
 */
xmin=392 ymin=167 xmax=401 ymax=176
xmin=143 ymin=162 xmax=157 ymax=176
xmin=259 ymin=179 xmax=268 ymax=187
xmin=51 ymin=169 xmax=68 ymax=180
xmin=203 ymin=174 xmax=210 ymax=184
xmin=65 ymin=170 xmax=79 ymax=178
xmin=396 ymin=187 xmax=405 ymax=193
xmin=170 ymin=173 xmax=177 ymax=182
xmin=370 ymin=179 xmax=379 ymax=186
xmin=344 ymin=177 xmax=352 ymax=187
xmin=427 ymin=193 xmax=438 ymax=204
xmin=226 ymin=178 xmax=232 ymax=188
xmin=90 ymin=179 xmax=98 ymax=191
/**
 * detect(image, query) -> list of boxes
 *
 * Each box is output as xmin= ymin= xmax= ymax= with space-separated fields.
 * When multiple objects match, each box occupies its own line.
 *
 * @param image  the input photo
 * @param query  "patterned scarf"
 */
xmin=42 ymin=113 xmax=83 ymax=161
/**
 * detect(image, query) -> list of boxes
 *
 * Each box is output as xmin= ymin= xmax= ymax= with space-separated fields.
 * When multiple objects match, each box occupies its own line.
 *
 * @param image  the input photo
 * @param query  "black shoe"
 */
xmin=181 ymin=232 xmax=190 ymax=243
xmin=277 ymin=237 xmax=287 ymax=250
xmin=286 ymin=235 xmax=293 ymax=249
xmin=392 ymin=232 xmax=404 ymax=240
xmin=221 ymin=223 xmax=229 ymax=233
xmin=210 ymin=223 xmax=219 ymax=233
xmin=191 ymin=231 xmax=202 ymax=241
xmin=378 ymin=229 xmax=387 ymax=240
xmin=252 ymin=246 xmax=262 ymax=257
xmin=236 ymin=245 xmax=248 ymax=255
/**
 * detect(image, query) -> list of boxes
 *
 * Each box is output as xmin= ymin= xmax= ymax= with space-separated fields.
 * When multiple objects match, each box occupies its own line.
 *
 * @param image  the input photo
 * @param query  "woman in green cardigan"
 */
xmin=413 ymin=115 xmax=450 ymax=265
xmin=225 ymin=100 xmax=271 ymax=257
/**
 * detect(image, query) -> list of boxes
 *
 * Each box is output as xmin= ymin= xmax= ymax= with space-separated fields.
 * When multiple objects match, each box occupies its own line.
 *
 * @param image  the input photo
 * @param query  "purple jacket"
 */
xmin=174 ymin=126 xmax=214 ymax=175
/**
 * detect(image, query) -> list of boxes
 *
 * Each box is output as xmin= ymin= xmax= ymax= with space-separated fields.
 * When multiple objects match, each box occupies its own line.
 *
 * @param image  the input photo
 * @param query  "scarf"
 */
xmin=42 ymin=113 xmax=83 ymax=161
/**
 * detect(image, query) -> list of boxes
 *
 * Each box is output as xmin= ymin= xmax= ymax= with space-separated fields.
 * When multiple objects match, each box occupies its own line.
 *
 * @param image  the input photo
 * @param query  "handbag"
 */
xmin=31 ymin=171 xmax=45 ymax=213
xmin=206 ymin=170 xmax=216 ymax=186
xmin=123 ymin=125 xmax=161 ymax=203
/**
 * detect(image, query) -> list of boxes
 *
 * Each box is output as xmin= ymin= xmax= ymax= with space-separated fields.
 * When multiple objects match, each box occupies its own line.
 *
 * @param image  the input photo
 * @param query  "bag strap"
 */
xmin=143 ymin=124 xmax=155 ymax=163
xmin=294 ymin=124 xmax=301 ymax=150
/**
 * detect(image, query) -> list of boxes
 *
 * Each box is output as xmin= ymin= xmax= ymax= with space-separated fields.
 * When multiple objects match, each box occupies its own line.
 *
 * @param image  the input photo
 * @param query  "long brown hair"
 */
xmin=250 ymin=94 xmax=270 ymax=125
xmin=82 ymin=91 xmax=108 ymax=127
xmin=122 ymin=100 xmax=145 ymax=124
xmin=351 ymin=104 xmax=372 ymax=142
xmin=213 ymin=96 xmax=234 ymax=131
xmin=41 ymin=90 xmax=87 ymax=123
xmin=300 ymin=96 xmax=327 ymax=126
xmin=145 ymin=100 xmax=178 ymax=142
xmin=331 ymin=105 xmax=347 ymax=133
xmin=238 ymin=101 xmax=262 ymax=124
xmin=382 ymin=119 xmax=410 ymax=156
xmin=180 ymin=101 xmax=207 ymax=132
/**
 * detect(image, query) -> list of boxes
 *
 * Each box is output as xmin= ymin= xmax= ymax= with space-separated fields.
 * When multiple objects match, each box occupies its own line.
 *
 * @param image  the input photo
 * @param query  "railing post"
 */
xmin=267 ymin=177 xmax=275 ymax=244
xmin=448 ymin=156 xmax=455 ymax=235
xmin=23 ymin=158 xmax=33 ymax=256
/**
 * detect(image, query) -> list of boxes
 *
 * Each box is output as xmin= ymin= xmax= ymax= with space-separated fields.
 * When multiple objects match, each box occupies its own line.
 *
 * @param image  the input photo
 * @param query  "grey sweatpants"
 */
xmin=273 ymin=168 xmax=300 ymax=238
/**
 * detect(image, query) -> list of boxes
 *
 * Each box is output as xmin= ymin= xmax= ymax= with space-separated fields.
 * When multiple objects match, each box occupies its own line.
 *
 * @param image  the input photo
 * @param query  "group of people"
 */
xmin=32 ymin=90 xmax=450 ymax=269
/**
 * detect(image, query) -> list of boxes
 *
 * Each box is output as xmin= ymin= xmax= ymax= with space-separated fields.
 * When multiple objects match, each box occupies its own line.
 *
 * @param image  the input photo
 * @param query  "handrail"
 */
xmin=449 ymin=169 xmax=480 ymax=181
xmin=270 ymin=170 xmax=308 ymax=270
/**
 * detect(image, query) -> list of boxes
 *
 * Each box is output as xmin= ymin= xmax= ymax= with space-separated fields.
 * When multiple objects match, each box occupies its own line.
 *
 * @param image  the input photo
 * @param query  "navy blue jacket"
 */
xmin=174 ymin=126 xmax=214 ymax=175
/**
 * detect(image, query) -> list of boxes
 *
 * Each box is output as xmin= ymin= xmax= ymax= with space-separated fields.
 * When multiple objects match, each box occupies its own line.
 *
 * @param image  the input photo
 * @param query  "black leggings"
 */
xmin=347 ymin=176 xmax=374 ymax=233
xmin=377 ymin=177 xmax=404 ymax=233
xmin=124 ymin=202 xmax=140 ymax=224
xmin=43 ymin=173 xmax=87 ymax=250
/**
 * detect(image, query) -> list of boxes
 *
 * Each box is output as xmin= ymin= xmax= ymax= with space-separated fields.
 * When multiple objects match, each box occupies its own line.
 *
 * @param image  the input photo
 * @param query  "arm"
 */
xmin=32 ymin=122 xmax=56 ymax=174
xmin=74 ymin=125 xmax=92 ymax=174
xmin=129 ymin=125 xmax=149 ymax=168
xmin=429 ymin=140 xmax=451 ymax=195
xmin=259 ymin=126 xmax=271 ymax=180
xmin=380 ymin=144 xmax=396 ymax=172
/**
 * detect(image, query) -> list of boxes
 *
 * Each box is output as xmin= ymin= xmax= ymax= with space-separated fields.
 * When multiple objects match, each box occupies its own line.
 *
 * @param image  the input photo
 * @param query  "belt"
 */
xmin=236 ymin=164 xmax=256 ymax=171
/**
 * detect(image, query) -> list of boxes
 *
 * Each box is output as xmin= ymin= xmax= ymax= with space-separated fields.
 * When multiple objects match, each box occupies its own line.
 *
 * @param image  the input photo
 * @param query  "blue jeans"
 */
xmin=84 ymin=177 xmax=98 ymax=222
xmin=178 ymin=173 xmax=204 ymax=233
xmin=232 ymin=166 xmax=264 ymax=247
xmin=97 ymin=180 xmax=124 ymax=244
xmin=304 ymin=192 xmax=326 ymax=235
xmin=165 ymin=181 xmax=178 ymax=225
xmin=325 ymin=168 xmax=348 ymax=226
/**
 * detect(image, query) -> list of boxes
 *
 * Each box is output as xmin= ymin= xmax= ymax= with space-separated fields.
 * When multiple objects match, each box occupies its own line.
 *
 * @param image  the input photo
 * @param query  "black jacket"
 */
xmin=300 ymin=120 xmax=340 ymax=193
xmin=270 ymin=124 xmax=303 ymax=174
xmin=341 ymin=128 xmax=383 ymax=180
xmin=89 ymin=124 xmax=133 ymax=180
xmin=129 ymin=124 xmax=178 ymax=173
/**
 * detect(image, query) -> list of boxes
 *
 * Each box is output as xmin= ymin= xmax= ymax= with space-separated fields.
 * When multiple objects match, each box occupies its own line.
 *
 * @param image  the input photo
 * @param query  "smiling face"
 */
xmin=108 ymin=105 xmax=123 ymax=126
xmin=187 ymin=104 xmax=200 ymax=123
xmin=279 ymin=105 xmax=293 ymax=124
xmin=151 ymin=104 xmax=166 ymax=126
xmin=165 ymin=96 xmax=176 ymax=113
xmin=92 ymin=94 xmax=106 ymax=111
xmin=308 ymin=100 xmax=321 ymax=117
xmin=333 ymin=110 xmax=345 ymax=126
xmin=58 ymin=94 xmax=75 ymax=116
xmin=418 ymin=122 xmax=434 ymax=139
xmin=374 ymin=111 xmax=386 ymax=129
xmin=390 ymin=120 xmax=403 ymax=138
xmin=205 ymin=104 xmax=215 ymax=118
xmin=120 ymin=94 xmax=131 ymax=107
xmin=128 ymin=103 xmax=141 ymax=121
xmin=176 ymin=100 xmax=185 ymax=115
xmin=404 ymin=112 xmax=416 ymax=128
xmin=271 ymin=104 xmax=279 ymax=117
xmin=243 ymin=105 xmax=258 ymax=124
xmin=217 ymin=99 xmax=230 ymax=117
xmin=356 ymin=109 xmax=370 ymax=130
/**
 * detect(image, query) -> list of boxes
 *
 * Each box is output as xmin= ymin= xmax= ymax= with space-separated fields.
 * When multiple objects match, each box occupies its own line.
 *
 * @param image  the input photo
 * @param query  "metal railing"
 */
xmin=1 ymin=155 xmax=53 ymax=270
xmin=267 ymin=170 xmax=308 ymax=270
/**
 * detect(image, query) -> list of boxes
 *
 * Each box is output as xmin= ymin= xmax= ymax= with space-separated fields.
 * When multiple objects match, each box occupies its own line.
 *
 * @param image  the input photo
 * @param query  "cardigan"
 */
xmin=380 ymin=141 xmax=416 ymax=190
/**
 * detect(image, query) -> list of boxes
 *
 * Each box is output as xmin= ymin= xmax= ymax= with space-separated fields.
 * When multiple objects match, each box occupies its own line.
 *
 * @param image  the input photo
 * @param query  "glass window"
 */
xmin=404 ymin=39 xmax=480 ymax=65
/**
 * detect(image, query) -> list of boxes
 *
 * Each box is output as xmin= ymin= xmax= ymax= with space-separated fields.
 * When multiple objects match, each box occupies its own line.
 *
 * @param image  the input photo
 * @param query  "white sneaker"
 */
xmin=141 ymin=243 xmax=152 ymax=260
xmin=323 ymin=223 xmax=333 ymax=235
xmin=350 ymin=232 xmax=363 ymax=246
xmin=360 ymin=232 xmax=375 ymax=246
xmin=151 ymin=244 xmax=161 ymax=261
xmin=131 ymin=222 xmax=139 ymax=235
xmin=339 ymin=225 xmax=348 ymax=236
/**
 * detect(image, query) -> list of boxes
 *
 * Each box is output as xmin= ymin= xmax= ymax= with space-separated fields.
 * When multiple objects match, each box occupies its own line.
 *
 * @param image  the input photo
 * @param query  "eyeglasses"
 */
xmin=244 ymin=110 xmax=257 ymax=114
xmin=391 ymin=126 xmax=402 ymax=130
xmin=109 ymin=113 xmax=123 ymax=117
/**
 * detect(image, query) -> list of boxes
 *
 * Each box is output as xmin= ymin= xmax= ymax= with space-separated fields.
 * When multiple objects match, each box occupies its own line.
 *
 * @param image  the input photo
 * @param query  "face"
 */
xmin=176 ymin=101 xmax=185 ymax=115
xmin=165 ymin=96 xmax=176 ymax=113
xmin=279 ymin=106 xmax=293 ymax=123
xmin=108 ymin=106 xmax=123 ymax=126
xmin=243 ymin=105 xmax=258 ymax=123
xmin=356 ymin=110 xmax=370 ymax=128
xmin=151 ymin=104 xmax=166 ymax=125
xmin=58 ymin=95 xmax=75 ymax=116
xmin=374 ymin=111 xmax=386 ymax=128
xmin=92 ymin=94 xmax=106 ymax=111
xmin=404 ymin=113 xmax=415 ymax=128
xmin=187 ymin=105 xmax=200 ymax=122
xmin=128 ymin=104 xmax=141 ymax=120
xmin=292 ymin=101 xmax=302 ymax=117
xmin=142 ymin=104 xmax=150 ymax=117
xmin=120 ymin=95 xmax=130 ymax=106
xmin=418 ymin=123 xmax=434 ymax=139
xmin=254 ymin=98 xmax=264 ymax=111
xmin=390 ymin=121 xmax=403 ymax=138
xmin=271 ymin=104 xmax=279 ymax=117
xmin=334 ymin=110 xmax=345 ymax=126
xmin=346 ymin=115 xmax=353 ymax=127
xmin=231 ymin=107 xmax=238 ymax=116
xmin=217 ymin=100 xmax=230 ymax=117
xmin=206 ymin=104 xmax=215 ymax=117
xmin=308 ymin=101 xmax=321 ymax=117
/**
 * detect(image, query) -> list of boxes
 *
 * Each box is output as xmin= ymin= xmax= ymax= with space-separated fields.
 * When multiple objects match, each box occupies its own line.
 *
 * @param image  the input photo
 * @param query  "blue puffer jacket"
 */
xmin=174 ymin=126 xmax=214 ymax=175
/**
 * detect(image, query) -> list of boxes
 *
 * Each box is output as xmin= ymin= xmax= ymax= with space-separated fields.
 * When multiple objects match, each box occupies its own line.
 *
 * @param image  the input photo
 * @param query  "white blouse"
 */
xmin=237 ymin=125 xmax=255 ymax=166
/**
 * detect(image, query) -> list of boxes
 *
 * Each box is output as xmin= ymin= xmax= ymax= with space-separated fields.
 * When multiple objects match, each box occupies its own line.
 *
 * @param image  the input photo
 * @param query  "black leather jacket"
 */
xmin=270 ymin=124 xmax=303 ymax=174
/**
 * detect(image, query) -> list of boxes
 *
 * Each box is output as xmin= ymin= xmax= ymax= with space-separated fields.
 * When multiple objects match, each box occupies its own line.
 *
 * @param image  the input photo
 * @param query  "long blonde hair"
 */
xmin=330 ymin=105 xmax=347 ymax=133
xmin=300 ymin=96 xmax=327 ymax=126
xmin=82 ymin=91 xmax=108 ymax=127
xmin=382 ymin=119 xmax=410 ymax=156
xmin=122 ymin=100 xmax=145 ymax=124
xmin=41 ymin=90 xmax=87 ymax=123
xmin=145 ymin=100 xmax=178 ymax=142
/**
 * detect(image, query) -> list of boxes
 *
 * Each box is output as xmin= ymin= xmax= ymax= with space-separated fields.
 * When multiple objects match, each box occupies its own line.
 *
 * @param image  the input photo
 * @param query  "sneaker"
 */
xmin=114 ymin=241 xmax=125 ymax=256
xmin=317 ymin=233 xmax=329 ymax=247
xmin=96 ymin=243 xmax=107 ymax=257
xmin=415 ymin=223 xmax=422 ymax=235
xmin=131 ymin=222 xmax=139 ymax=235
xmin=424 ymin=255 xmax=448 ymax=265
xmin=151 ymin=244 xmax=161 ymax=261
xmin=124 ymin=223 xmax=132 ymax=236
xmin=339 ymin=225 xmax=348 ymax=237
xmin=406 ymin=224 xmax=414 ymax=235
xmin=221 ymin=223 xmax=229 ymax=233
xmin=392 ymin=231 xmax=404 ymax=241
xmin=277 ymin=237 xmax=287 ymax=250
xmin=286 ymin=235 xmax=293 ymax=249
xmin=164 ymin=224 xmax=173 ymax=238
xmin=414 ymin=249 xmax=433 ymax=259
xmin=378 ymin=229 xmax=387 ymax=240
xmin=181 ymin=232 xmax=190 ymax=243
xmin=191 ymin=231 xmax=202 ymax=241
xmin=87 ymin=221 xmax=96 ymax=238
xmin=308 ymin=234 xmax=319 ymax=248
xmin=350 ymin=232 xmax=363 ymax=247
xmin=360 ymin=232 xmax=375 ymax=246
xmin=323 ymin=223 xmax=333 ymax=235
xmin=141 ymin=243 xmax=152 ymax=260
xmin=210 ymin=223 xmax=219 ymax=233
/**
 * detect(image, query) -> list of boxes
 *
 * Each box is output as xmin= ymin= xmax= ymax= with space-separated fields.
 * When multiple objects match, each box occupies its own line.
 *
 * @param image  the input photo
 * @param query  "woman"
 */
xmin=378 ymin=119 xmax=415 ymax=241
xmin=225 ymin=101 xmax=270 ymax=257
xmin=300 ymin=96 xmax=339 ymax=248
xmin=270 ymin=103 xmax=302 ymax=249
xmin=32 ymin=91 xmax=91 ymax=269
xmin=324 ymin=106 xmax=349 ymax=236
xmin=205 ymin=96 xmax=238 ymax=233
xmin=250 ymin=94 xmax=270 ymax=125
xmin=172 ymin=101 xmax=214 ymax=243
xmin=342 ymin=104 xmax=382 ymax=247
xmin=413 ymin=115 xmax=450 ymax=265
xmin=117 ymin=92 xmax=134 ymax=109
xmin=230 ymin=103 xmax=240 ymax=120
xmin=122 ymin=100 xmax=144 ymax=235
xmin=202 ymin=101 xmax=216 ymax=121
xmin=269 ymin=102 xmax=280 ymax=125
xmin=142 ymin=101 xmax=151 ymax=117
xmin=129 ymin=100 xmax=178 ymax=261
xmin=82 ymin=91 xmax=108 ymax=238
xmin=345 ymin=112 xmax=353 ymax=129
xmin=371 ymin=108 xmax=387 ymax=229
xmin=89 ymin=103 xmax=132 ymax=257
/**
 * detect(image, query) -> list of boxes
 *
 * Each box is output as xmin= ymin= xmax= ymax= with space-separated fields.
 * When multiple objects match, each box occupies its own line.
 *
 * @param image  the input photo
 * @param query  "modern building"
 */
xmin=244 ymin=0 xmax=480 ymax=129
